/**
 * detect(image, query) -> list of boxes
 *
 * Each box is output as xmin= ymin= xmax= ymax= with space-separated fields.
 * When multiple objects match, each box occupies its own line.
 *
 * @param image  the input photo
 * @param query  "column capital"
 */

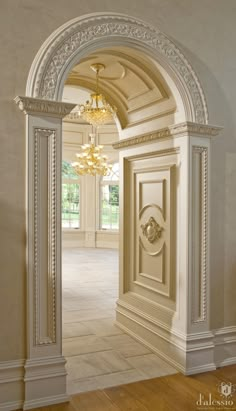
xmin=169 ymin=121 xmax=222 ymax=137
xmin=14 ymin=96 xmax=76 ymax=118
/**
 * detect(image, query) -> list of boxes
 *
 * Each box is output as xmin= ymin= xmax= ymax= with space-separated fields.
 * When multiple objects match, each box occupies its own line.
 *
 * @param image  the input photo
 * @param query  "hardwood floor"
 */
xmin=32 ymin=364 xmax=236 ymax=411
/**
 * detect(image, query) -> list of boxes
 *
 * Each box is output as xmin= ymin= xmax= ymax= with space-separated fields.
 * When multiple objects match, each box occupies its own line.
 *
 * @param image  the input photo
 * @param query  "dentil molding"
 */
xmin=14 ymin=96 xmax=75 ymax=118
xmin=26 ymin=13 xmax=208 ymax=124
xmin=113 ymin=121 xmax=222 ymax=149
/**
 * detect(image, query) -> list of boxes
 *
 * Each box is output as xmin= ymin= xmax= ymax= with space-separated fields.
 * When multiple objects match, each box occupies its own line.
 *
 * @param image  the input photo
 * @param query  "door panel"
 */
xmin=123 ymin=152 xmax=178 ymax=312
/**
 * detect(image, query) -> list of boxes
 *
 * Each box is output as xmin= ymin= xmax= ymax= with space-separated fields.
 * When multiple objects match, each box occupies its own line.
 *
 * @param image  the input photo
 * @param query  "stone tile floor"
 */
xmin=62 ymin=248 xmax=177 ymax=395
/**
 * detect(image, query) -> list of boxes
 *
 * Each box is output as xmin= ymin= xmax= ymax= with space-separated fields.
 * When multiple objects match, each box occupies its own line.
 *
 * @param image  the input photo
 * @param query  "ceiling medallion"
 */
xmin=141 ymin=217 xmax=163 ymax=244
xmin=76 ymin=63 xmax=117 ymax=126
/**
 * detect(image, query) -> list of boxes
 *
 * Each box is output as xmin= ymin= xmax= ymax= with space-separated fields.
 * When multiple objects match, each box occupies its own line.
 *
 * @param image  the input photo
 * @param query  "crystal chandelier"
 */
xmin=72 ymin=129 xmax=112 ymax=176
xmin=76 ymin=63 xmax=116 ymax=127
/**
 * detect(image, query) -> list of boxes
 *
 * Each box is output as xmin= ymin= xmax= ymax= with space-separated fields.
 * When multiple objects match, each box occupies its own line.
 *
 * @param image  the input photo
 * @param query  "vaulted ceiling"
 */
xmin=63 ymin=46 xmax=176 ymax=130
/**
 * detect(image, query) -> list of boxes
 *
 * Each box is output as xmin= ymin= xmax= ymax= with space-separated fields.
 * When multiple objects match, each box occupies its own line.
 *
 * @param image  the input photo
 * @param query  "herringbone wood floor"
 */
xmin=30 ymin=364 xmax=236 ymax=411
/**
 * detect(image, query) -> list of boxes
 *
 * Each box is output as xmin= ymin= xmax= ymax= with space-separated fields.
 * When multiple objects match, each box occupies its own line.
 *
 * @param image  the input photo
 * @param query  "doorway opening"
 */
xmin=61 ymin=48 xmax=178 ymax=394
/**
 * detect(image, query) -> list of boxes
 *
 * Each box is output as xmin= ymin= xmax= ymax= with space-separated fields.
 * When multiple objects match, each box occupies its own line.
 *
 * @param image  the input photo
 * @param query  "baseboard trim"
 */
xmin=0 ymin=360 xmax=24 ymax=411
xmin=116 ymin=302 xmax=186 ymax=352
xmin=216 ymin=357 xmax=236 ymax=368
xmin=115 ymin=319 xmax=184 ymax=373
xmin=214 ymin=326 xmax=236 ymax=368
xmin=23 ymin=394 xmax=70 ymax=410
xmin=117 ymin=302 xmax=214 ymax=350
xmin=116 ymin=304 xmax=215 ymax=375
xmin=0 ymin=400 xmax=24 ymax=411
xmin=184 ymin=363 xmax=216 ymax=376
xmin=0 ymin=359 xmax=25 ymax=382
xmin=117 ymin=305 xmax=236 ymax=374
xmin=214 ymin=326 xmax=236 ymax=336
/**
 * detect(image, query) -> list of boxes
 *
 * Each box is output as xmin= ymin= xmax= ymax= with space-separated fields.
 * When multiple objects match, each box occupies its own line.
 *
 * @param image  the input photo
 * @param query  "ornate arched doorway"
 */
xmin=15 ymin=13 xmax=221 ymax=409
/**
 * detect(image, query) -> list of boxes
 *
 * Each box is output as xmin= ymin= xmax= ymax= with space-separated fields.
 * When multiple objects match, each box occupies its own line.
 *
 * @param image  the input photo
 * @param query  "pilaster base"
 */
xmin=23 ymin=356 xmax=69 ymax=410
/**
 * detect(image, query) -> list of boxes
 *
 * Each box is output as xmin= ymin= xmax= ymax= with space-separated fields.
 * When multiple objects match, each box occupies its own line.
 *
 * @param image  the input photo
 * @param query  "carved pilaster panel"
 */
xmin=33 ymin=128 xmax=57 ymax=345
xmin=191 ymin=146 xmax=208 ymax=324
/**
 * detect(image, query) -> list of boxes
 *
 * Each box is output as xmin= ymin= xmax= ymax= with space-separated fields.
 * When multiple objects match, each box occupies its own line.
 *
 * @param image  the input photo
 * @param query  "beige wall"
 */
xmin=0 ymin=0 xmax=236 ymax=361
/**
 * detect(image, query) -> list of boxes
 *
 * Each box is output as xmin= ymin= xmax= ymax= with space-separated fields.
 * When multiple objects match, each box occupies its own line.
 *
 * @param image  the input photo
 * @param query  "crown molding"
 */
xmin=14 ymin=96 xmax=75 ymax=118
xmin=113 ymin=122 xmax=222 ymax=149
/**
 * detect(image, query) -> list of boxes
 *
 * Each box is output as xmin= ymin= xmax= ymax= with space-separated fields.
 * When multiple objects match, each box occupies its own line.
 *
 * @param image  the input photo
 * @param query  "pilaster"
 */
xmin=15 ymin=96 xmax=75 ymax=408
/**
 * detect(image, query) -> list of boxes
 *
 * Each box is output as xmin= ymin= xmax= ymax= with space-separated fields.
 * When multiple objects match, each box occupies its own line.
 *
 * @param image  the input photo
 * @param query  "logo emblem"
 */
xmin=218 ymin=382 xmax=236 ymax=399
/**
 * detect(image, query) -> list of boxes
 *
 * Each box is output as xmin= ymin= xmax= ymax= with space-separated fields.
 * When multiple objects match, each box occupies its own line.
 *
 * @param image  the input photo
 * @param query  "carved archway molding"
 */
xmin=26 ymin=12 xmax=208 ymax=124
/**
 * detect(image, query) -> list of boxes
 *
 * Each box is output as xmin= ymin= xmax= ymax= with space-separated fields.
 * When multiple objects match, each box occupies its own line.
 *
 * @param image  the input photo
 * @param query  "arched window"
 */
xmin=62 ymin=160 xmax=80 ymax=228
xmin=100 ymin=162 xmax=119 ymax=230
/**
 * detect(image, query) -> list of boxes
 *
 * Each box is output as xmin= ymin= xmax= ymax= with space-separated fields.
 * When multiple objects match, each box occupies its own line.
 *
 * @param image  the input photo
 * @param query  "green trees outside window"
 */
xmin=100 ymin=163 xmax=119 ymax=230
xmin=61 ymin=160 xmax=119 ymax=230
xmin=62 ymin=161 xmax=80 ymax=228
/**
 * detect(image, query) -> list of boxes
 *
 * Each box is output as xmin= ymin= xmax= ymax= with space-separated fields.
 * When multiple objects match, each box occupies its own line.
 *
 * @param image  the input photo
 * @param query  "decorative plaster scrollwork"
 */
xmin=27 ymin=14 xmax=208 ymax=124
xmin=141 ymin=217 xmax=163 ymax=243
